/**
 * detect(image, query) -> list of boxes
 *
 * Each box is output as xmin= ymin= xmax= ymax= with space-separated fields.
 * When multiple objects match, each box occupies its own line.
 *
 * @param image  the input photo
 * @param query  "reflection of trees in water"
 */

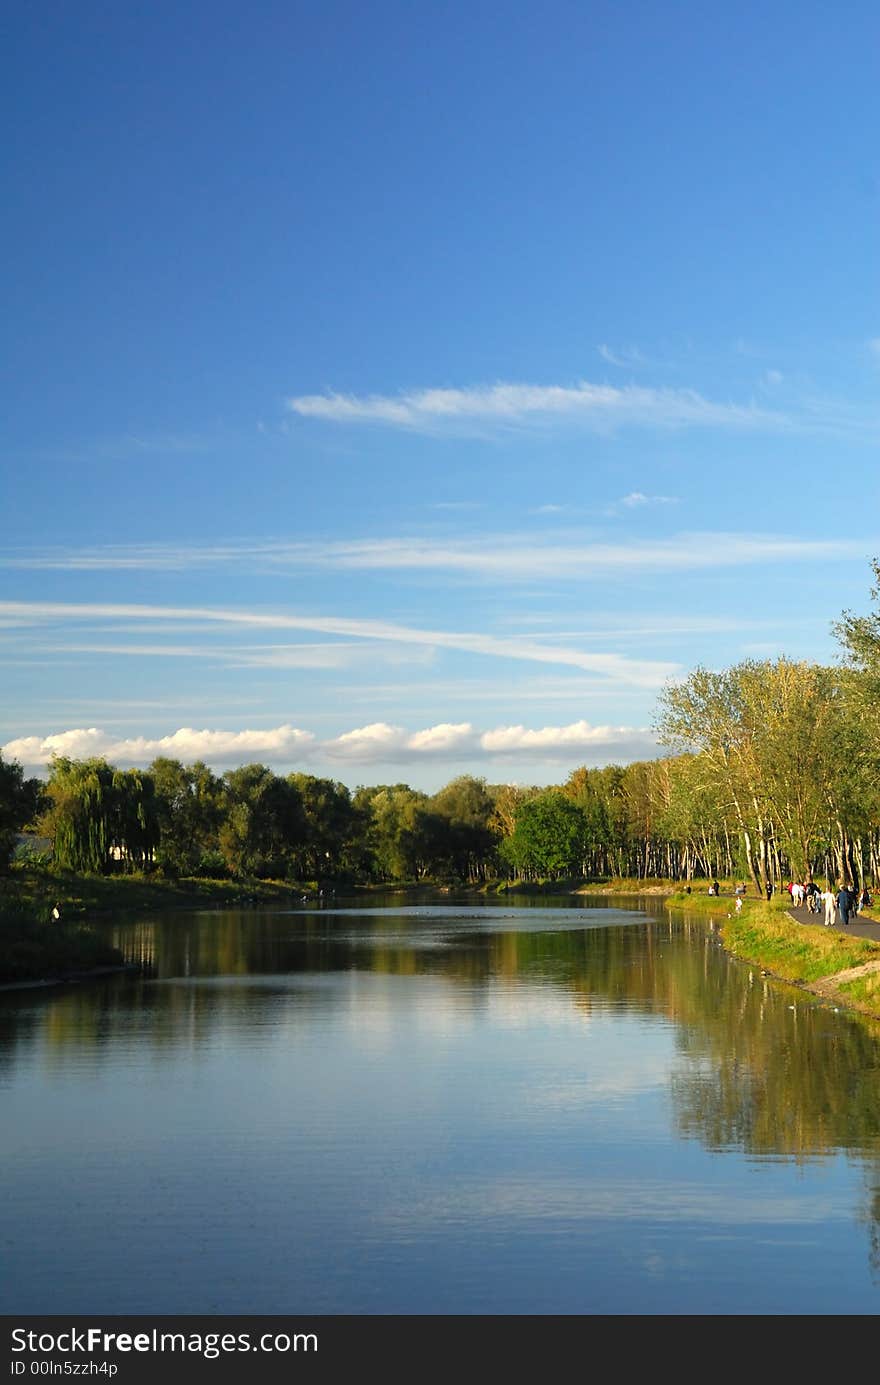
xmin=6 ymin=902 xmax=880 ymax=1268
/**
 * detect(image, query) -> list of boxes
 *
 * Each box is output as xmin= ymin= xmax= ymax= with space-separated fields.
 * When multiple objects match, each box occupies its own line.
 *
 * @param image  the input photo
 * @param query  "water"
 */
xmin=2 ymin=893 xmax=880 ymax=1314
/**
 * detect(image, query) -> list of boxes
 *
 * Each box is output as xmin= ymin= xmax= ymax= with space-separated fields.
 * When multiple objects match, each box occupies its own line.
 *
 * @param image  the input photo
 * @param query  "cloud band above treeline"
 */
xmin=3 ymin=720 xmax=662 ymax=771
xmin=287 ymin=379 xmax=787 ymax=433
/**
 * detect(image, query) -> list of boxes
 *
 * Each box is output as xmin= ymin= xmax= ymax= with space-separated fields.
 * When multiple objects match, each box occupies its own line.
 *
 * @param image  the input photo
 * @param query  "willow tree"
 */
xmin=41 ymin=757 xmax=116 ymax=873
xmin=110 ymin=768 xmax=159 ymax=871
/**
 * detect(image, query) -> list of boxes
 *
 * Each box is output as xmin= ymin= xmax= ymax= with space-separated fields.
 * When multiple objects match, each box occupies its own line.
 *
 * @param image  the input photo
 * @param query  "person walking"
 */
xmin=821 ymin=885 xmax=836 ymax=927
xmin=837 ymin=883 xmax=853 ymax=927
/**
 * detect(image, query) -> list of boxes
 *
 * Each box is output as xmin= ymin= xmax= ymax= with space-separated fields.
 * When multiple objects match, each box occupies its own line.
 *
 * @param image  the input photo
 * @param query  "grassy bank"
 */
xmin=0 ymin=912 xmax=125 ymax=986
xmin=0 ymin=866 xmax=315 ymax=987
xmin=0 ymin=866 xmax=314 ymax=924
xmin=491 ymin=875 xmax=683 ymax=895
xmin=666 ymin=889 xmax=880 ymax=1020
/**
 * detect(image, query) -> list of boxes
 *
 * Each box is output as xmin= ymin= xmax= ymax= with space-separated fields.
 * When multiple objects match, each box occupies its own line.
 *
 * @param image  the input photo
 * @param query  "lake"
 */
xmin=3 ymin=893 xmax=880 ymax=1315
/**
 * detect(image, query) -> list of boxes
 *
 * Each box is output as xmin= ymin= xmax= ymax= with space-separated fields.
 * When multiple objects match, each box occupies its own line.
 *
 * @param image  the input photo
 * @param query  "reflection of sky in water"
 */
xmin=2 ymin=902 xmax=880 ymax=1315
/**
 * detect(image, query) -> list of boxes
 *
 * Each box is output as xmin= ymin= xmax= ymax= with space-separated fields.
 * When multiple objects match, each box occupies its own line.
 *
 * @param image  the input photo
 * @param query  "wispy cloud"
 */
xmin=286 ymin=378 xmax=789 ymax=435
xmin=29 ymin=641 xmax=435 ymax=671
xmin=2 ymin=531 xmax=871 ymax=581
xmin=619 ymin=492 xmax=679 ymax=508
xmin=0 ymin=602 xmax=679 ymax=685
xmin=3 ymin=719 xmax=661 ymax=770
xmin=596 ymin=344 xmax=647 ymax=368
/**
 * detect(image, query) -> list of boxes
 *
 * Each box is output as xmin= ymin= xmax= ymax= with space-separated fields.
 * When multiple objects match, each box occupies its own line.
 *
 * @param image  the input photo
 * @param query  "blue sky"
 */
xmin=3 ymin=1 xmax=879 ymax=790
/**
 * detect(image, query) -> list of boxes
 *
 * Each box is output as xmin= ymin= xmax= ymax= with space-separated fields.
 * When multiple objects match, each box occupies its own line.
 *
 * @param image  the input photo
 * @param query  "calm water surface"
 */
xmin=3 ymin=894 xmax=880 ymax=1314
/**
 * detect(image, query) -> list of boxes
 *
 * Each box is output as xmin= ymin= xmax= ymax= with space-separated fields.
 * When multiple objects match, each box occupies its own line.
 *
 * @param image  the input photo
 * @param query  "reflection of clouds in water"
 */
xmin=531 ymin=1059 xmax=672 ymax=1112
xmin=372 ymin=1179 xmax=847 ymax=1231
xmin=342 ymin=976 xmax=476 ymax=1050
xmin=486 ymin=984 xmax=594 ymax=1030
xmin=329 ymin=975 xmax=600 ymax=1053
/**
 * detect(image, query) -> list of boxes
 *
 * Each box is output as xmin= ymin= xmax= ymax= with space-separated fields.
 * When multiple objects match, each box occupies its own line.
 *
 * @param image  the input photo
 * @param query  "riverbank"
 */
xmin=0 ymin=912 xmax=127 ymax=986
xmin=0 ymin=866 xmax=315 ymax=921
xmin=0 ymin=867 xmax=318 ymax=987
xmin=666 ymin=890 xmax=880 ymax=1023
xmin=573 ymin=877 xmax=679 ymax=896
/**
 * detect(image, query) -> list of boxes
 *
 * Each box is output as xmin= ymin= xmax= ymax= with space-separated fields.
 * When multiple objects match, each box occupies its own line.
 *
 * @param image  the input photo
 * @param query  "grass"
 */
xmin=719 ymin=905 xmax=878 ymax=982
xmin=667 ymin=887 xmax=880 ymax=1022
xmin=0 ymin=911 xmax=125 ymax=985
xmin=838 ymin=970 xmax=880 ymax=1006
xmin=573 ymin=876 xmax=681 ymax=894
xmin=0 ymin=865 xmax=313 ymax=924
xmin=0 ymin=865 xmax=316 ymax=985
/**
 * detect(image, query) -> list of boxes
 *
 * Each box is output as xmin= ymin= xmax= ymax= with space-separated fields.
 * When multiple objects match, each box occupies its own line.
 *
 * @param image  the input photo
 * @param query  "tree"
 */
xmin=0 ymin=751 xmax=44 ymax=870
xmin=41 ymin=758 xmax=116 ymax=873
xmin=429 ymin=776 xmax=498 ymax=882
xmin=501 ymin=791 xmax=587 ymax=880
xmin=354 ymin=784 xmax=435 ymax=881
xmin=220 ymin=764 xmax=304 ymax=878
xmin=287 ymin=774 xmax=362 ymax=880
xmin=150 ymin=758 xmax=224 ymax=875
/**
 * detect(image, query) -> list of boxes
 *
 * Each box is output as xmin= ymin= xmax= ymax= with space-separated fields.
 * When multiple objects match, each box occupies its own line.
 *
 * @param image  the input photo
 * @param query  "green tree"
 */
xmin=41 ymin=758 xmax=116 ymax=873
xmin=0 ymin=751 xmax=44 ymax=869
xmin=150 ymin=758 xmax=224 ymax=875
xmin=287 ymin=774 xmax=363 ymax=880
xmin=219 ymin=764 xmax=304 ymax=877
xmin=501 ymin=790 xmax=587 ymax=880
xmin=354 ymin=783 xmax=435 ymax=881
xmin=429 ymin=776 xmax=498 ymax=882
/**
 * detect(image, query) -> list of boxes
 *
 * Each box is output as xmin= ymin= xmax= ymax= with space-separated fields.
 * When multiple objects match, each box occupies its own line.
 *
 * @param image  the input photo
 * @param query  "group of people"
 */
xmin=705 ymin=878 xmax=874 ymax=927
xmin=786 ymin=879 xmax=872 ymax=927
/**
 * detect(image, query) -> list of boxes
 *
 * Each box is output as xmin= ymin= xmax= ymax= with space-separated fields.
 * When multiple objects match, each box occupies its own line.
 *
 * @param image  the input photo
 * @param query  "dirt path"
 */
xmin=808 ymin=957 xmax=880 ymax=995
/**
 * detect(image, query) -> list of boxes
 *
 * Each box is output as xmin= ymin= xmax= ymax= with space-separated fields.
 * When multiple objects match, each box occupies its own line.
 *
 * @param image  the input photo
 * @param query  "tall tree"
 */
xmin=220 ymin=764 xmax=304 ymax=878
xmin=0 ymin=751 xmax=44 ymax=870
xmin=150 ymin=757 xmax=224 ymax=875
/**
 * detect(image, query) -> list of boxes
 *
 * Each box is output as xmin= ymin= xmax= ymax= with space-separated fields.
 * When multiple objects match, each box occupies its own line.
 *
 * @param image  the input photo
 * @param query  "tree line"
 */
xmin=5 ymin=562 xmax=880 ymax=890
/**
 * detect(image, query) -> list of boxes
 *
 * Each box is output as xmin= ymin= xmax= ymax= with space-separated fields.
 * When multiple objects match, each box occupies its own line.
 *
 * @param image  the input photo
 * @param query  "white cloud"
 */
xmin=323 ymin=723 xmax=407 ymax=759
xmin=323 ymin=721 xmax=477 ymax=761
xmin=619 ymin=492 xmax=678 ymax=508
xmin=0 ymin=601 xmax=678 ymax=685
xmin=3 ymin=529 xmax=865 ymax=582
xmin=597 ymin=344 xmax=646 ymax=367
xmin=286 ymin=378 xmax=787 ymax=434
xmin=3 ymin=725 xmax=315 ymax=767
xmin=480 ymin=721 xmax=660 ymax=760
xmin=406 ymin=722 xmax=475 ymax=753
xmin=3 ymin=719 xmax=658 ymax=770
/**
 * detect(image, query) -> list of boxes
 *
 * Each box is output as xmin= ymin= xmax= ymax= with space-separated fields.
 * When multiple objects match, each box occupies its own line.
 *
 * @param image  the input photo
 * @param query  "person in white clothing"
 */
xmin=821 ymin=887 xmax=836 ymax=927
